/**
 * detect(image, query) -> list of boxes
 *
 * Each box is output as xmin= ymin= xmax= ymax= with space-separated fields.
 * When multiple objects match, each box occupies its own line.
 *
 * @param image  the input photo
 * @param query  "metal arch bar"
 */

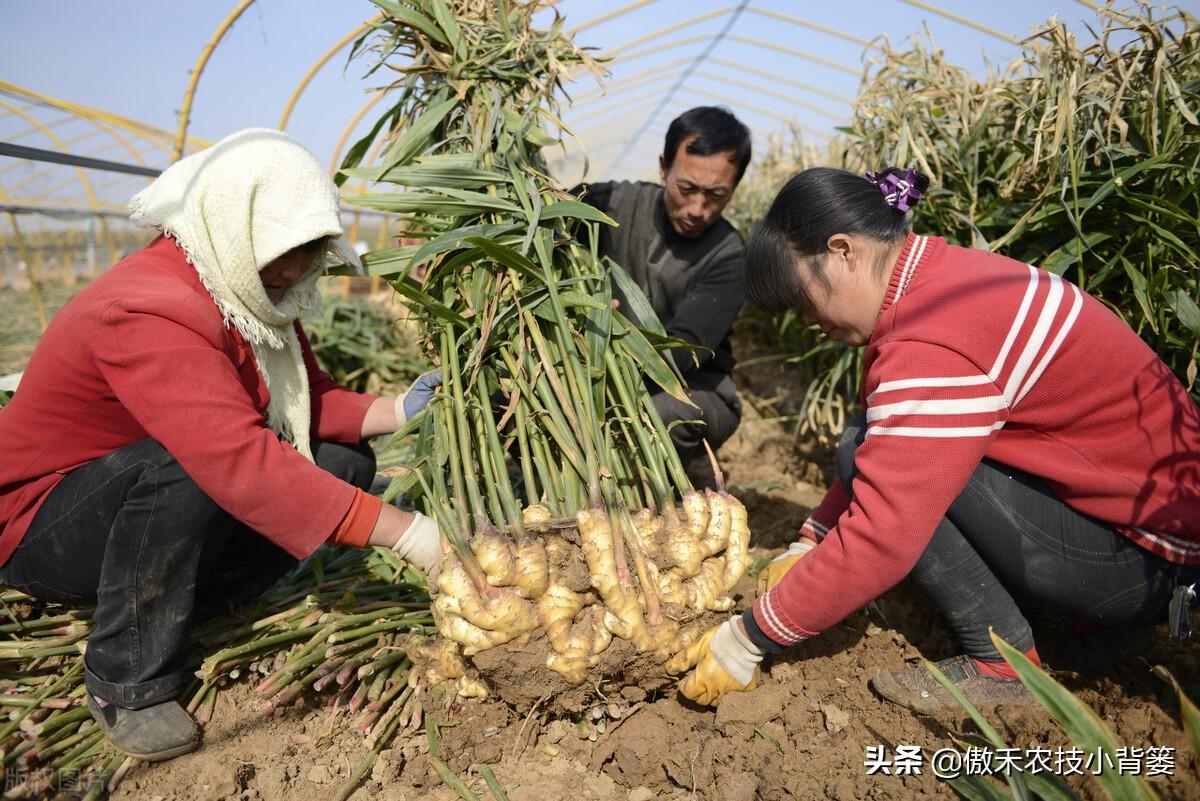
xmin=278 ymin=15 xmax=385 ymax=131
xmin=691 ymin=70 xmax=845 ymax=122
xmin=569 ymin=0 xmax=667 ymax=35
xmin=0 ymin=201 xmax=132 ymax=219
xmin=744 ymin=7 xmax=875 ymax=48
xmin=895 ymin=0 xmax=1020 ymax=45
xmin=728 ymin=35 xmax=862 ymax=77
xmin=604 ymin=1 xmax=751 ymax=179
xmin=174 ymin=0 xmax=257 ymax=161
xmin=0 ymin=143 xmax=161 ymax=177
xmin=0 ymin=101 xmax=121 ymax=265
xmin=602 ymin=7 xmax=735 ymax=59
xmin=9 ymin=135 xmax=124 ymax=191
xmin=709 ymin=58 xmax=853 ymax=105
xmin=0 ymin=126 xmax=103 ymax=179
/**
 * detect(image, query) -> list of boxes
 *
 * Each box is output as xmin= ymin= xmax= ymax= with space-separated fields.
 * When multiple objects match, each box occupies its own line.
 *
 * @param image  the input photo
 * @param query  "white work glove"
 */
xmin=669 ymin=617 xmax=764 ymax=706
xmin=393 ymin=369 xmax=442 ymax=427
xmin=390 ymin=511 xmax=442 ymax=571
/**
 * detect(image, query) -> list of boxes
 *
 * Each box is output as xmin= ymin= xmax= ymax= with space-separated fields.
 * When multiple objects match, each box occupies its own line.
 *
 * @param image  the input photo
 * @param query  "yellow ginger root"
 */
xmin=472 ymin=528 xmax=517 ymax=587
xmin=578 ymin=509 xmax=654 ymax=651
xmin=512 ymin=536 xmax=549 ymax=599
xmin=404 ymin=634 xmax=468 ymax=685
xmin=522 ymin=504 xmax=552 ymax=528
xmin=633 ymin=509 xmax=663 ymax=552
xmin=682 ymin=490 xmax=711 ymax=543
xmin=683 ymin=557 xmax=735 ymax=612
xmin=721 ymin=493 xmax=751 ymax=592
xmin=661 ymin=507 xmax=704 ymax=578
xmin=538 ymin=582 xmax=590 ymax=652
xmin=434 ymin=594 xmax=514 ymax=655
xmin=455 ymin=675 xmax=490 ymax=699
xmin=699 ymin=490 xmax=732 ymax=558
xmin=656 ymin=569 xmax=687 ymax=607
xmin=436 ymin=559 xmax=539 ymax=637
xmin=547 ymin=606 xmax=609 ymax=684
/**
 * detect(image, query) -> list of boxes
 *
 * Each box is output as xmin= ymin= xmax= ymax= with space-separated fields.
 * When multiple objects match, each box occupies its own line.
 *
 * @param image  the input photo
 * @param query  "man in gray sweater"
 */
xmin=576 ymin=106 xmax=750 ymax=463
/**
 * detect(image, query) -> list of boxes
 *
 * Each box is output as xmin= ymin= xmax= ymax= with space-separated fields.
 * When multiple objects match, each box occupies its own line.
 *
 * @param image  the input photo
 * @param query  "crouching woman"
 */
xmin=0 ymin=130 xmax=443 ymax=761
xmin=671 ymin=166 xmax=1200 ymax=710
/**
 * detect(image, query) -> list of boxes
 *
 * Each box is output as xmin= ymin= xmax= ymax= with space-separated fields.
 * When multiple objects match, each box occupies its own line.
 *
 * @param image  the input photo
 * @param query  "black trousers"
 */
xmin=651 ymin=371 xmax=743 ymax=462
xmin=838 ymin=414 xmax=1198 ymax=662
xmin=0 ymin=437 xmax=375 ymax=709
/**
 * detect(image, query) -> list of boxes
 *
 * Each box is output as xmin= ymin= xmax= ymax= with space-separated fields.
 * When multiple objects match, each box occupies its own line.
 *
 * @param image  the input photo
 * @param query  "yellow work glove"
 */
xmin=667 ymin=617 xmax=763 ymax=706
xmin=756 ymin=538 xmax=816 ymax=597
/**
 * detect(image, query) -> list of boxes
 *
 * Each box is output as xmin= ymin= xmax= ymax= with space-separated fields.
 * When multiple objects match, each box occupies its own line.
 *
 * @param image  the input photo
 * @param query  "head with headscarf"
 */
xmin=129 ymin=128 xmax=363 ymax=460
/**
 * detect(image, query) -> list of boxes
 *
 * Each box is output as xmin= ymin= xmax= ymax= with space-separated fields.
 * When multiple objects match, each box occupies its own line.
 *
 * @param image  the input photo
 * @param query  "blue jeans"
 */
xmin=837 ymin=414 xmax=1197 ymax=661
xmin=0 ymin=437 xmax=374 ymax=708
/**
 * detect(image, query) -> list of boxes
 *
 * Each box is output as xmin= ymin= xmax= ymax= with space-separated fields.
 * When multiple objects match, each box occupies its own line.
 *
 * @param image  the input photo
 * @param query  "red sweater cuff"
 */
xmin=329 ymin=490 xmax=383 ymax=547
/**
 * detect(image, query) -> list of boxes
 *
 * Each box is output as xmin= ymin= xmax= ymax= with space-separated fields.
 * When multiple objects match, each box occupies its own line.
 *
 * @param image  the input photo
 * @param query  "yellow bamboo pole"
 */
xmin=278 ymin=15 xmax=384 ymax=130
xmin=568 ymin=0 xmax=666 ymax=34
xmin=174 ymin=0 xmax=257 ymax=161
xmin=896 ymin=0 xmax=1020 ymax=44
xmin=570 ymin=57 xmax=694 ymax=105
xmin=710 ymin=57 xmax=852 ymax=104
xmin=692 ymin=69 xmax=844 ymax=122
xmin=0 ymin=183 xmax=46 ymax=330
xmin=744 ymin=7 xmax=875 ymax=48
xmin=728 ymin=35 xmax=862 ymax=77
xmin=328 ymin=91 xmax=388 ymax=174
xmin=602 ymin=8 xmax=734 ymax=59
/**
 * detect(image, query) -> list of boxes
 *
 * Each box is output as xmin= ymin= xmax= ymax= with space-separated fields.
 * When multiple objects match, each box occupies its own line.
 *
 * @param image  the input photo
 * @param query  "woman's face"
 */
xmin=794 ymin=235 xmax=894 ymax=347
xmin=259 ymin=238 xmax=327 ymax=303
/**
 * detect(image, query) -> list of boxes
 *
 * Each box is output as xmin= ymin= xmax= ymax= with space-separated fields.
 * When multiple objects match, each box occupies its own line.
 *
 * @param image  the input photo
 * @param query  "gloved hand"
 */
xmin=756 ymin=538 xmax=815 ymax=597
xmin=390 ymin=511 xmax=443 ymax=571
xmin=668 ymin=617 xmax=763 ymax=706
xmin=394 ymin=369 xmax=442 ymax=427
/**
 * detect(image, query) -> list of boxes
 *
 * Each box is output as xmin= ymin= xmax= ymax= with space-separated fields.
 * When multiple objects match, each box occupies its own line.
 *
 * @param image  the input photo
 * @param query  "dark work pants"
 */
xmin=651 ymin=371 xmax=743 ymax=462
xmin=838 ymin=414 xmax=1198 ymax=662
xmin=0 ymin=437 xmax=375 ymax=709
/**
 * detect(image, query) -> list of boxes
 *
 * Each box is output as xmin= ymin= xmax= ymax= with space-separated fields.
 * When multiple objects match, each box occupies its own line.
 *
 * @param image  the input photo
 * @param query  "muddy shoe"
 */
xmin=87 ymin=695 xmax=201 ymax=762
xmin=871 ymin=655 xmax=1032 ymax=714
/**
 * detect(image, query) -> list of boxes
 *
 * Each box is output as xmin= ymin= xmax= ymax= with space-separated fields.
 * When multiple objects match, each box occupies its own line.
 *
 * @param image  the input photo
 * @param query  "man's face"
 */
xmin=659 ymin=136 xmax=739 ymax=238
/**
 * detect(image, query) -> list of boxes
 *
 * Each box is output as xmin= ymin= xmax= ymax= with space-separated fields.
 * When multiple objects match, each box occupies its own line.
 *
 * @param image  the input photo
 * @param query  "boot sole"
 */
xmin=117 ymin=736 xmax=202 ymax=763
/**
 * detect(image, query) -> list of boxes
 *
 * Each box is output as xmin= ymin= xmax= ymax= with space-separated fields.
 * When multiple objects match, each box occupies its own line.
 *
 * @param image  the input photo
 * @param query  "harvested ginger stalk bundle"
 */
xmin=343 ymin=1 xmax=754 ymax=705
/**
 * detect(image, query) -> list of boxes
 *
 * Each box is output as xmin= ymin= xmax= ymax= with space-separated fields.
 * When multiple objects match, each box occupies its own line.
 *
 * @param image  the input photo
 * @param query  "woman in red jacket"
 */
xmin=0 ymin=129 xmax=442 ymax=761
xmin=671 ymin=166 xmax=1200 ymax=710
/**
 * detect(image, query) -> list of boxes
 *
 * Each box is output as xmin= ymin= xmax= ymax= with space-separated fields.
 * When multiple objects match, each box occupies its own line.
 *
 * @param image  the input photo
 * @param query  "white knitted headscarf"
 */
xmin=129 ymin=128 xmax=362 ymax=461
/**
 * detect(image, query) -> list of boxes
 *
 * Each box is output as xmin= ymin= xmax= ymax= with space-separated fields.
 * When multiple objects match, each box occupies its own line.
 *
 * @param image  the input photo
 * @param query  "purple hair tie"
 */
xmin=865 ymin=167 xmax=924 ymax=213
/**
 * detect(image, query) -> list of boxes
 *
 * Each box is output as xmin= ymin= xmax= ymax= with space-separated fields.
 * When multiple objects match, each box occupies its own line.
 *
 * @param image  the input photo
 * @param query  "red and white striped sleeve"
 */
xmin=799 ymin=480 xmax=850 ymax=542
xmin=750 ymin=340 xmax=1010 ymax=647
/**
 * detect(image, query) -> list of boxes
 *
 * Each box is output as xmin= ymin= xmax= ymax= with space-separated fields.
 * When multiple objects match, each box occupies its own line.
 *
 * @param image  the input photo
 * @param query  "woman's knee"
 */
xmin=836 ymin=412 xmax=867 ymax=490
xmin=313 ymin=440 xmax=377 ymax=490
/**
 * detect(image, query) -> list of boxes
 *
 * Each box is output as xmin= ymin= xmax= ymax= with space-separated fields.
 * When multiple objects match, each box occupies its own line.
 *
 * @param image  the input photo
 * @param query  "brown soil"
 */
xmin=102 ymin=356 xmax=1200 ymax=801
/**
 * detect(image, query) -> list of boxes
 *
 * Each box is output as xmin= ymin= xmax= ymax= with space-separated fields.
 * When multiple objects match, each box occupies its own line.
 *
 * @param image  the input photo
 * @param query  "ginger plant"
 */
xmin=342 ymin=0 xmax=751 ymax=692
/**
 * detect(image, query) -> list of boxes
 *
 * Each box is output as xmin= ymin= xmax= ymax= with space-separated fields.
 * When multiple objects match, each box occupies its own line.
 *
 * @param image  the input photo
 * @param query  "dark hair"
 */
xmin=662 ymin=106 xmax=752 ymax=182
xmin=745 ymin=166 xmax=929 ymax=313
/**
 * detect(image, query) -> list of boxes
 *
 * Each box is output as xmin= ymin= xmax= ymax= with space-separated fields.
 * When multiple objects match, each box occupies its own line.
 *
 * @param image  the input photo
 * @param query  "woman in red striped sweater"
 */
xmin=670 ymin=166 xmax=1200 ymax=711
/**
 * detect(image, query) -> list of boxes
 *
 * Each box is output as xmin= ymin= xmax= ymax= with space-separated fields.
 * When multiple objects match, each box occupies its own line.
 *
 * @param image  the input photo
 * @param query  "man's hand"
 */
xmin=389 ymin=511 xmax=443 ymax=571
xmin=394 ymin=369 xmax=442 ymax=427
xmin=667 ymin=617 xmax=763 ymax=706
xmin=756 ymin=538 xmax=816 ymax=597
